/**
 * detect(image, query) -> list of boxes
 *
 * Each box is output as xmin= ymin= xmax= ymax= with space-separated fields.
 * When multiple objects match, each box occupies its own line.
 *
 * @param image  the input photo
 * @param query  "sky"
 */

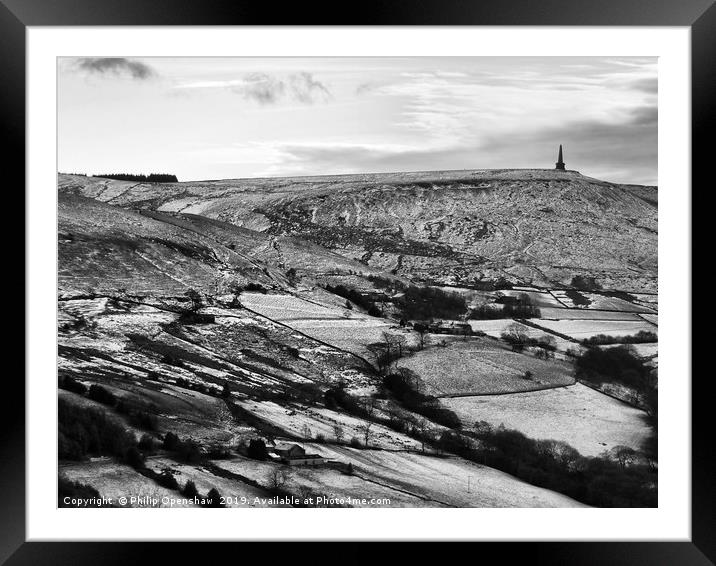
xmin=58 ymin=57 xmax=657 ymax=185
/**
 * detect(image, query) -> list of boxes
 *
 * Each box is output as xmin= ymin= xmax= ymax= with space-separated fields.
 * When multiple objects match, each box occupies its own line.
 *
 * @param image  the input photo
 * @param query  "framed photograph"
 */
xmin=7 ymin=0 xmax=710 ymax=562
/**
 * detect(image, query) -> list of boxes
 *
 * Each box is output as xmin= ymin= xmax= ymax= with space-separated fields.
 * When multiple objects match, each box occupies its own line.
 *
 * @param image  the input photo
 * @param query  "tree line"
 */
xmin=93 ymin=173 xmax=178 ymax=182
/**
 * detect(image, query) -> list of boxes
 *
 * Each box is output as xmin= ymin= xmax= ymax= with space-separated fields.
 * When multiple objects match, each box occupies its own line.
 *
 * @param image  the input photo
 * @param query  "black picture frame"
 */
xmin=4 ymin=0 xmax=710 ymax=563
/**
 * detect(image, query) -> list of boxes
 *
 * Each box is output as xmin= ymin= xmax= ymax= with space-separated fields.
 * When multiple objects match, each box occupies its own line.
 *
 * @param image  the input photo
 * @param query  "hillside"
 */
xmin=59 ymin=170 xmax=657 ymax=292
xmin=56 ymin=170 xmax=657 ymax=508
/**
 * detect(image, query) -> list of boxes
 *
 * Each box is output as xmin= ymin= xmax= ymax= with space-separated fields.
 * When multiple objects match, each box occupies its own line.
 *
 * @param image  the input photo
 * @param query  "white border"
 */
xmin=27 ymin=26 xmax=691 ymax=541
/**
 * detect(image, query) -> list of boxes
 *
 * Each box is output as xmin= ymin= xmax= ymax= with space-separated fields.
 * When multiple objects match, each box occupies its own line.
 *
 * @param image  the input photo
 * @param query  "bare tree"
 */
xmin=501 ymin=322 xmax=529 ymax=352
xmin=414 ymin=323 xmax=431 ymax=351
xmin=301 ymin=423 xmax=312 ymax=440
xmin=357 ymin=422 xmax=374 ymax=447
xmin=333 ymin=424 xmax=345 ymax=444
xmin=393 ymin=334 xmax=408 ymax=357
xmin=610 ymin=445 xmax=638 ymax=469
xmin=361 ymin=396 xmax=378 ymax=417
xmin=265 ymin=467 xmax=292 ymax=492
xmin=415 ymin=417 xmax=430 ymax=453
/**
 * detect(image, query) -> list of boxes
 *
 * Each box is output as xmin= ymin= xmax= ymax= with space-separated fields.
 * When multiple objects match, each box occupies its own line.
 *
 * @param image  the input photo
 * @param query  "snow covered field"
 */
xmin=60 ymin=459 xmax=197 ymax=507
xmin=213 ymin=447 xmax=587 ymax=508
xmin=532 ymin=319 xmax=657 ymax=341
xmin=467 ymin=319 xmax=576 ymax=353
xmin=240 ymin=292 xmax=393 ymax=356
xmin=538 ymin=308 xmax=644 ymax=321
xmin=241 ymin=292 xmax=348 ymax=321
xmin=396 ymin=339 xmax=574 ymax=396
xmin=303 ymin=445 xmax=588 ymax=508
xmin=289 ymin=318 xmax=393 ymax=356
xmin=442 ymin=384 xmax=651 ymax=457
xmin=144 ymin=456 xmax=285 ymax=507
xmin=235 ymin=399 xmax=422 ymax=451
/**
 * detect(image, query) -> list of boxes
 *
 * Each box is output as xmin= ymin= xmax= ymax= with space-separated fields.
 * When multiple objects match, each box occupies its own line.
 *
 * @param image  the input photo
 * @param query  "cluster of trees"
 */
xmin=324 ymin=384 xmax=373 ymax=419
xmin=325 ymin=282 xmax=468 ymax=322
xmin=469 ymin=277 xmax=514 ymax=291
xmin=94 ymin=173 xmax=178 ymax=182
xmin=58 ymin=398 xmax=140 ymax=463
xmin=367 ymin=331 xmax=410 ymax=373
xmin=581 ymin=330 xmax=657 ymax=346
xmin=59 ymin=396 xmax=229 ymax=507
xmin=323 ymin=284 xmax=382 ymax=316
xmin=58 ymin=475 xmax=102 ymax=507
xmin=500 ymin=324 xmax=557 ymax=357
xmin=382 ymin=370 xmax=461 ymax=429
xmin=181 ymin=480 xmax=224 ymax=508
xmin=367 ymin=274 xmax=406 ymax=292
xmin=565 ymin=289 xmax=591 ymax=306
xmin=396 ymin=286 xmax=467 ymax=320
xmin=59 ymin=377 xmax=159 ymax=431
xmin=444 ymin=423 xmax=656 ymax=507
xmin=469 ymin=293 xmax=541 ymax=320
xmin=570 ymin=275 xmax=601 ymax=291
xmin=162 ymin=432 xmax=203 ymax=463
xmin=574 ymin=345 xmax=657 ymax=419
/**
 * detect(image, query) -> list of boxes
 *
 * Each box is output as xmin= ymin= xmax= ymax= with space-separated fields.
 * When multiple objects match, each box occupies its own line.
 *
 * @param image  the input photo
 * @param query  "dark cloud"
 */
xmin=274 ymin=106 xmax=657 ymax=185
xmin=231 ymin=72 xmax=330 ymax=105
xmin=74 ymin=57 xmax=157 ymax=80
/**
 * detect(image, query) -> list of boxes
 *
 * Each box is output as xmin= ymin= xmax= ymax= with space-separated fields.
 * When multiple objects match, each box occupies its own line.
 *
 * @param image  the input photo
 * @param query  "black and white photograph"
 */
xmin=56 ymin=56 xmax=659 ymax=510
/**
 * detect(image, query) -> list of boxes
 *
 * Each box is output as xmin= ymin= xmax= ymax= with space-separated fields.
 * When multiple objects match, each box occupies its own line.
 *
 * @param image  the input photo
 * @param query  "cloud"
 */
xmin=73 ymin=57 xmax=157 ymax=80
xmin=177 ymin=72 xmax=331 ymax=105
xmin=232 ymin=73 xmax=286 ymax=104
xmin=289 ymin=72 xmax=331 ymax=104
xmin=629 ymin=106 xmax=657 ymax=126
xmin=244 ymin=101 xmax=657 ymax=185
xmin=628 ymin=77 xmax=658 ymax=95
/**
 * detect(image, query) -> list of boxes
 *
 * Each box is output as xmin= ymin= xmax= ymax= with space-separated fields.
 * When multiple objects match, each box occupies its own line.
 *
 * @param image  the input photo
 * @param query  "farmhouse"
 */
xmin=272 ymin=443 xmax=327 ymax=466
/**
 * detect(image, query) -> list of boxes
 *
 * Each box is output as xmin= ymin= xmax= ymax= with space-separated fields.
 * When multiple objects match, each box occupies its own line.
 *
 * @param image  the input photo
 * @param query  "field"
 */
xmin=288 ymin=318 xmax=394 ymax=356
xmin=240 ymin=292 xmax=394 ymax=357
xmin=582 ymin=293 xmax=656 ymax=313
xmin=538 ymin=308 xmax=644 ymax=321
xmin=213 ymin=446 xmax=588 ymax=508
xmin=467 ymin=319 xmax=577 ymax=353
xmin=639 ymin=313 xmax=658 ymax=325
xmin=601 ymin=342 xmax=659 ymax=359
xmin=240 ymin=292 xmax=348 ymax=321
xmin=396 ymin=338 xmax=574 ymax=396
xmin=498 ymin=289 xmax=567 ymax=308
xmin=143 ymin=456 xmax=285 ymax=507
xmin=60 ymin=459 xmax=197 ymax=507
xmin=531 ymin=319 xmax=658 ymax=341
xmin=442 ymin=384 xmax=651 ymax=457
xmin=235 ymin=399 xmax=423 ymax=451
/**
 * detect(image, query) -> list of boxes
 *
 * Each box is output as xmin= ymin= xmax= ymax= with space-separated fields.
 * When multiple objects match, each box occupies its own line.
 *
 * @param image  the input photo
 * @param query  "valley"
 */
xmin=57 ymin=169 xmax=658 ymax=508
